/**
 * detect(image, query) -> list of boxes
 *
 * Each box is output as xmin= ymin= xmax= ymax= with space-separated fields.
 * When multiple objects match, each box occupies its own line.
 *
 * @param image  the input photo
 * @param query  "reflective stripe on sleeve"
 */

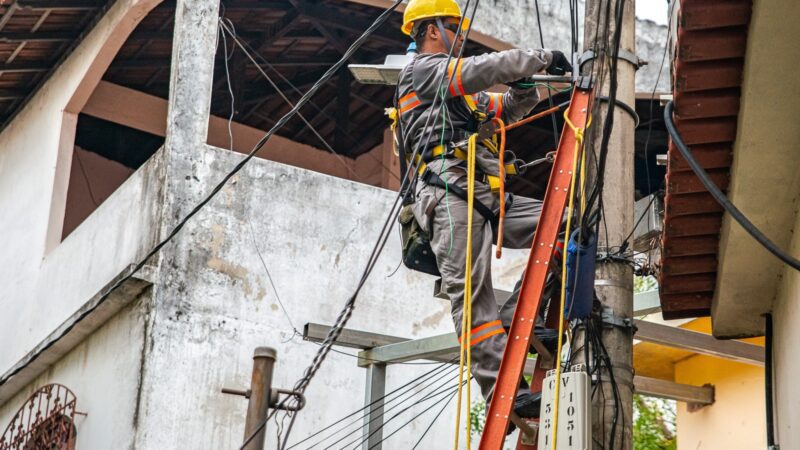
xmin=447 ymin=59 xmax=465 ymax=97
xmin=398 ymin=91 xmax=422 ymax=114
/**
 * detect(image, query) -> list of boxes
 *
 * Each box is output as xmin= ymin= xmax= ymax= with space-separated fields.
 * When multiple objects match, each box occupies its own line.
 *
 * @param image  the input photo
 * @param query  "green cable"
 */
xmin=437 ymin=86 xmax=455 ymax=256
xmin=513 ymin=82 xmax=573 ymax=93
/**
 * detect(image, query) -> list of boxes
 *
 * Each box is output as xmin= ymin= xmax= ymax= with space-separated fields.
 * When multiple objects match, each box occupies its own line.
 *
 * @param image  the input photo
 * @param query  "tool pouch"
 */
xmin=398 ymin=205 xmax=440 ymax=276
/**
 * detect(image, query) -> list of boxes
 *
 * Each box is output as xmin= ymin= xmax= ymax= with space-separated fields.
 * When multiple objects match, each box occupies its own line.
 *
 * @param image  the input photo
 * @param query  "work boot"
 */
xmin=514 ymin=390 xmax=542 ymax=418
xmin=532 ymin=325 xmax=559 ymax=355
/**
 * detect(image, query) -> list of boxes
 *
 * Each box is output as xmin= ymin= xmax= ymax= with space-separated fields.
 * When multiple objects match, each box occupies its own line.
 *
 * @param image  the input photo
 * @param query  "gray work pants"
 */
xmin=412 ymin=167 xmax=543 ymax=399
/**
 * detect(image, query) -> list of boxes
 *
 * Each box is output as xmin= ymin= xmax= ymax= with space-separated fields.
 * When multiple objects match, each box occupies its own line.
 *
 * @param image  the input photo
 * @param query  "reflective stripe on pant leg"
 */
xmin=427 ymin=175 xmax=508 ymax=400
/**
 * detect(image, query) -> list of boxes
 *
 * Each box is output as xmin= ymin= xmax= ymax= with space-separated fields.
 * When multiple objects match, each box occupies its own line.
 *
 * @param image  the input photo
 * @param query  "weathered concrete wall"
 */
xmin=0 ymin=146 xmax=165 ymax=374
xmin=675 ymin=355 xmax=768 ymax=450
xmin=0 ymin=299 xmax=149 ymax=449
xmin=773 ymin=205 xmax=800 ymax=448
xmin=464 ymin=0 xmax=669 ymax=93
xmin=0 ymin=0 xmax=163 ymax=375
xmin=130 ymin=143 xmax=529 ymax=449
xmin=674 ymin=355 xmax=766 ymax=450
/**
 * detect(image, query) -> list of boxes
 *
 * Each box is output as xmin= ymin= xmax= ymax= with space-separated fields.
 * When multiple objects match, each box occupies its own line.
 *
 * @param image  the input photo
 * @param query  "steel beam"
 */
xmin=309 ymin=319 xmax=763 ymax=368
xmin=634 ymin=375 xmax=714 ymax=405
xmin=303 ymin=323 xmax=406 ymax=350
xmin=634 ymin=319 xmax=764 ymax=366
xmin=307 ymin=323 xmax=718 ymax=405
xmin=357 ymin=333 xmax=458 ymax=367
xmin=442 ymin=284 xmax=662 ymax=314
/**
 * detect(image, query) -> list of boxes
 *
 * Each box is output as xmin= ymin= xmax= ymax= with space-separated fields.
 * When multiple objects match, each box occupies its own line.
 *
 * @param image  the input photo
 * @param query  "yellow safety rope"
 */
xmin=550 ymin=108 xmax=587 ymax=450
xmin=493 ymin=117 xmax=507 ymax=259
xmin=453 ymin=134 xmax=479 ymax=450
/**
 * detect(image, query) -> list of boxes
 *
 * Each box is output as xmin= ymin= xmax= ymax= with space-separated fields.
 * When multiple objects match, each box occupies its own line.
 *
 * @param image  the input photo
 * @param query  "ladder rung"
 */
xmin=528 ymin=334 xmax=554 ymax=368
xmin=509 ymin=413 xmax=538 ymax=439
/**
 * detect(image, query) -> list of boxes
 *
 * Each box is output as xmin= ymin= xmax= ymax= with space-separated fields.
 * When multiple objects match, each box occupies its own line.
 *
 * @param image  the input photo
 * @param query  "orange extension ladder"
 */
xmin=479 ymin=82 xmax=595 ymax=449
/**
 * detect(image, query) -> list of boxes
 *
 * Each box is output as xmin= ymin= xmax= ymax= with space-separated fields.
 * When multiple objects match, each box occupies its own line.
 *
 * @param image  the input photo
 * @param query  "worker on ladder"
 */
xmin=395 ymin=0 xmax=573 ymax=423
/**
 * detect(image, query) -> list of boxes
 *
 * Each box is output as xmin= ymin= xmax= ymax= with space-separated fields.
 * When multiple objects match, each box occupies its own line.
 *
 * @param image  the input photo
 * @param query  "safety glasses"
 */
xmin=440 ymin=21 xmax=463 ymax=34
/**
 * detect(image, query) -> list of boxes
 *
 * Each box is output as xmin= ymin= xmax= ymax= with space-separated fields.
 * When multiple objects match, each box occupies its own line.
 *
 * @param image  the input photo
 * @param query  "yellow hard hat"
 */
xmin=401 ymin=0 xmax=471 ymax=36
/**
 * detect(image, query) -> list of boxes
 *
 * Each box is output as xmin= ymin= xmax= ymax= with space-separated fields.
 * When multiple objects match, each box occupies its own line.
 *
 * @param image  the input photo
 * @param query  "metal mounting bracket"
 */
xmin=601 ymin=307 xmax=634 ymax=329
xmin=579 ymin=49 xmax=646 ymax=71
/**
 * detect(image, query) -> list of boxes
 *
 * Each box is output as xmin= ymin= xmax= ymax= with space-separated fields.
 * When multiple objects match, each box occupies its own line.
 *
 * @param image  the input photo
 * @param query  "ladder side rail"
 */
xmin=515 ymin=295 xmax=562 ymax=450
xmin=479 ymin=87 xmax=594 ymax=449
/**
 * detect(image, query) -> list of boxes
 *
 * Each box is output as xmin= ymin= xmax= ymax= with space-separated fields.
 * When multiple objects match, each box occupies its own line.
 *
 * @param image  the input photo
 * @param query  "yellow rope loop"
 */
xmin=550 ymin=107 xmax=586 ymax=450
xmin=453 ymin=134 xmax=478 ymax=450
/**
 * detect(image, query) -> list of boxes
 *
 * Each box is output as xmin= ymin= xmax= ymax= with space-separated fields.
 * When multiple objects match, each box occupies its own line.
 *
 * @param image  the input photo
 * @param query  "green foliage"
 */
xmin=634 ymin=275 xmax=658 ymax=294
xmin=633 ymin=394 xmax=677 ymax=450
xmin=470 ymin=399 xmax=486 ymax=438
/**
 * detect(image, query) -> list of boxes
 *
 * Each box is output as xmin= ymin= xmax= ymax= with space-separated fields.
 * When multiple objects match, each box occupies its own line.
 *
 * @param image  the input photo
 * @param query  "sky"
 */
xmin=635 ymin=0 xmax=669 ymax=25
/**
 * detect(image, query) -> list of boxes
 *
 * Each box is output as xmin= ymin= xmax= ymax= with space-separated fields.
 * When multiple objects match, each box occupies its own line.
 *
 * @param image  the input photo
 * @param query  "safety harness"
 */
xmin=391 ymin=68 xmax=525 ymax=275
xmin=392 ymin=71 xmax=522 ymax=223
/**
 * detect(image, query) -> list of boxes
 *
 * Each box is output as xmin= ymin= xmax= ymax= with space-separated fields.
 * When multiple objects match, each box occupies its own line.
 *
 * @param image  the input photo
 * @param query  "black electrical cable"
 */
xmin=233 ymin=3 xmax=408 ymax=448
xmin=765 ymin=313 xmax=777 ymax=449
xmin=218 ymin=18 xmax=401 ymax=183
xmin=285 ymin=361 xmax=454 ymax=448
xmin=533 ymin=0 xmax=560 ymax=149
xmin=664 ymin=101 xmax=800 ymax=271
xmin=642 ymin=0 xmax=676 ymax=198
xmin=354 ymin=380 xmax=465 ymax=450
xmin=410 ymin=384 xmax=457 ymax=449
xmin=273 ymin=2 xmax=482 ymax=446
xmin=369 ymin=387 xmax=460 ymax=450
xmin=296 ymin=365 xmax=458 ymax=449
xmin=615 ymin=190 xmax=662 ymax=254
xmin=583 ymin=0 xmax=626 ymax=218
xmin=597 ymin=95 xmax=639 ymax=128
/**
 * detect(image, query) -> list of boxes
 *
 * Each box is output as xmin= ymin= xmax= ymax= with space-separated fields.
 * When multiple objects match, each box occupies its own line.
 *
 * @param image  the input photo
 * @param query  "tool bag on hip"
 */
xmin=398 ymin=204 xmax=440 ymax=276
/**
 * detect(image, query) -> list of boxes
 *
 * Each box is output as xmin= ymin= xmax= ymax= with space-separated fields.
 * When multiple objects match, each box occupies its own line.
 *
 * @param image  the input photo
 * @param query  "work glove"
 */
xmin=507 ymin=76 xmax=536 ymax=90
xmin=546 ymin=50 xmax=573 ymax=75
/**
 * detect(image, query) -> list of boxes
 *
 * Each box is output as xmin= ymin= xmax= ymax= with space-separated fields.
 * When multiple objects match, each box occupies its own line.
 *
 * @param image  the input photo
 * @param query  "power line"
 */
xmin=238 ymin=2 xmax=421 ymax=446
xmin=367 ymin=386 xmax=461 ymax=449
xmin=288 ymin=362 xmax=457 ymax=449
xmin=218 ymin=18 xmax=362 ymax=182
xmin=271 ymin=1 xmax=484 ymax=444
xmin=219 ymin=25 xmax=398 ymax=183
xmin=664 ymin=101 xmax=800 ymax=271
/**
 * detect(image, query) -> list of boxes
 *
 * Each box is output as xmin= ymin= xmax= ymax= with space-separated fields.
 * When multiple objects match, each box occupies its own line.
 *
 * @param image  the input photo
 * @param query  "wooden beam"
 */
xmin=288 ymin=0 xmax=350 ymax=55
xmin=635 ymin=319 xmax=765 ymax=366
xmin=0 ymin=62 xmax=49 ymax=72
xmin=0 ymin=31 xmax=78 ymax=42
xmin=17 ymin=0 xmax=105 ymax=10
xmin=634 ymin=375 xmax=714 ymax=405
xmin=335 ymin=68 xmax=351 ymax=153
xmin=290 ymin=0 xmax=402 ymax=47
xmin=111 ymin=58 xmax=342 ymax=69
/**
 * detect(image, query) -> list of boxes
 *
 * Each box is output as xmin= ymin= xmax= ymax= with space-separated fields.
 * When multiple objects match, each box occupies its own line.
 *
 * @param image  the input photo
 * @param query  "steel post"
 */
xmin=243 ymin=347 xmax=277 ymax=450
xmin=362 ymin=363 xmax=386 ymax=450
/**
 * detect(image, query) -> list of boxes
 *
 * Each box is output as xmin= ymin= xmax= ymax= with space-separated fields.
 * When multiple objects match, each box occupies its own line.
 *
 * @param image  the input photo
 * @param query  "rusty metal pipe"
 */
xmin=243 ymin=347 xmax=277 ymax=450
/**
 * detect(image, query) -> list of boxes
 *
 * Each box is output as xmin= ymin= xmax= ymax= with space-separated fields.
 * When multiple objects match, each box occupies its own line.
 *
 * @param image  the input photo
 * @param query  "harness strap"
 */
xmin=421 ymin=169 xmax=501 ymax=226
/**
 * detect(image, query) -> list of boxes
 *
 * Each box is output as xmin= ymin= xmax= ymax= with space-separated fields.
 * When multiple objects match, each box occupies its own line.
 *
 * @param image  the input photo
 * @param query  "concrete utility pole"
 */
xmin=577 ymin=0 xmax=636 ymax=448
